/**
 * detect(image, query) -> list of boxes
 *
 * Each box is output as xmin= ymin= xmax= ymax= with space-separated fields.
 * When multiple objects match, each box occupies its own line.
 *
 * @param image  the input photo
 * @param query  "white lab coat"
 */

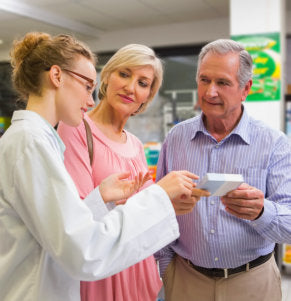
xmin=0 ymin=110 xmax=179 ymax=301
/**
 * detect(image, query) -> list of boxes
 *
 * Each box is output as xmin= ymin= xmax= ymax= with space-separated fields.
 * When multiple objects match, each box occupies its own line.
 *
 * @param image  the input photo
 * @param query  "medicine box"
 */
xmin=197 ymin=173 xmax=244 ymax=196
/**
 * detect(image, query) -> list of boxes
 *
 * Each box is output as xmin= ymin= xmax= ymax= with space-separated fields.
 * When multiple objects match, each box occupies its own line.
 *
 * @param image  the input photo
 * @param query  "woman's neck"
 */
xmin=88 ymin=101 xmax=128 ymax=143
xmin=26 ymin=93 xmax=58 ymax=127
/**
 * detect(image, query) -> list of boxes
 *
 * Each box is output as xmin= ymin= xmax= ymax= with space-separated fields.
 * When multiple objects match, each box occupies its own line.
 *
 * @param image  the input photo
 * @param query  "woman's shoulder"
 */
xmin=124 ymin=130 xmax=143 ymax=146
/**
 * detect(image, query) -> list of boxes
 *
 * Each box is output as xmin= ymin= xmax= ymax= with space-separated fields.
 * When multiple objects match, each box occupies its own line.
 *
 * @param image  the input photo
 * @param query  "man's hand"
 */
xmin=221 ymin=183 xmax=264 ymax=220
xmin=99 ymin=172 xmax=151 ymax=204
xmin=157 ymin=171 xmax=209 ymax=215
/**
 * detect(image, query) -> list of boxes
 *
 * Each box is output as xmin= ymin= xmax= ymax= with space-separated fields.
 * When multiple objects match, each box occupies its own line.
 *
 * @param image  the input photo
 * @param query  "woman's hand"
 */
xmin=99 ymin=171 xmax=151 ymax=204
xmin=157 ymin=171 xmax=210 ymax=215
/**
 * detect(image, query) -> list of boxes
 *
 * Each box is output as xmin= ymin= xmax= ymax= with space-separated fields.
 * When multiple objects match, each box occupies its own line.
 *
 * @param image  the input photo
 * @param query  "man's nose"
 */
xmin=205 ymin=83 xmax=218 ymax=97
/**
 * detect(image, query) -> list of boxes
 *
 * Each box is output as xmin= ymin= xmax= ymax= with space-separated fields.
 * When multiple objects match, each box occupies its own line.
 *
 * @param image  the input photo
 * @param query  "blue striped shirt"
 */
xmin=155 ymin=107 xmax=291 ymax=275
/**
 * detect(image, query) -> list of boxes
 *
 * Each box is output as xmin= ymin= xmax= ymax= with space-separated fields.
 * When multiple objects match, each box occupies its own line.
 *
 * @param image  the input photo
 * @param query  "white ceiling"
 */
xmin=0 ymin=0 xmax=228 ymax=59
xmin=0 ymin=0 xmax=290 ymax=60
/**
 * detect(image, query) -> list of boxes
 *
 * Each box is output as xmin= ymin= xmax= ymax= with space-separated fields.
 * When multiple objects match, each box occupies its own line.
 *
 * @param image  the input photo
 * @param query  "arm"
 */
xmin=12 ymin=135 xmax=180 ymax=281
xmin=154 ymin=139 xmax=178 ymax=275
xmin=221 ymin=136 xmax=291 ymax=244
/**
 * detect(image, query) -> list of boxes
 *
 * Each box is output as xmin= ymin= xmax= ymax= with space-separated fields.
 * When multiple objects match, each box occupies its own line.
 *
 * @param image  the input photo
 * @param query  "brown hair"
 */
xmin=10 ymin=32 xmax=96 ymax=101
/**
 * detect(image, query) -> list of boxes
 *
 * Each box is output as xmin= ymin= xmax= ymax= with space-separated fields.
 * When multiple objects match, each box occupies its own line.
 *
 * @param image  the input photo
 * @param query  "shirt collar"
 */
xmin=191 ymin=105 xmax=250 ymax=145
xmin=12 ymin=110 xmax=66 ymax=154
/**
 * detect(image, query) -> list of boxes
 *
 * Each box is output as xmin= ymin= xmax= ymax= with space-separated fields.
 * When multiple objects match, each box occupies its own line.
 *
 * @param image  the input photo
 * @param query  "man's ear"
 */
xmin=241 ymin=79 xmax=252 ymax=102
xmin=49 ymin=65 xmax=62 ymax=88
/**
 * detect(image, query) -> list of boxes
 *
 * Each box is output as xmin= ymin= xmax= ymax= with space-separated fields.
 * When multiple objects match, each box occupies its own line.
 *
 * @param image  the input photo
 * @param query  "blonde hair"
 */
xmin=98 ymin=44 xmax=163 ymax=114
xmin=10 ymin=32 xmax=96 ymax=101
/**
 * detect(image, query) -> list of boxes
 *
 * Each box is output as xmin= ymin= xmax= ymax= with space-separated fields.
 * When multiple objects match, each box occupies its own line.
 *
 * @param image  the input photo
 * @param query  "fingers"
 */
xmin=173 ymin=197 xmax=198 ymax=215
xmin=141 ymin=172 xmax=151 ymax=186
xmin=224 ymin=203 xmax=263 ymax=220
xmin=225 ymin=187 xmax=261 ymax=199
xmin=236 ymin=183 xmax=251 ymax=190
xmin=192 ymin=188 xmax=211 ymax=197
xmin=132 ymin=172 xmax=151 ymax=191
xmin=115 ymin=199 xmax=127 ymax=205
xmin=177 ymin=170 xmax=200 ymax=180
xmin=132 ymin=175 xmax=140 ymax=192
xmin=116 ymin=171 xmax=131 ymax=180
xmin=221 ymin=186 xmax=264 ymax=220
xmin=172 ymin=171 xmax=200 ymax=190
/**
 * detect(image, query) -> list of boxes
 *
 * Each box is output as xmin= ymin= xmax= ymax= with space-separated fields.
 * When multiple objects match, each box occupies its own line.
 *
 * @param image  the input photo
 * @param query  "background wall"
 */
xmin=1 ymin=3 xmax=291 ymax=141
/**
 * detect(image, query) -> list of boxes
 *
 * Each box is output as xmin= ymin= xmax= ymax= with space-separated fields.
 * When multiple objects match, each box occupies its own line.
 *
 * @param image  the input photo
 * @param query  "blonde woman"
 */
xmin=58 ymin=44 xmax=206 ymax=300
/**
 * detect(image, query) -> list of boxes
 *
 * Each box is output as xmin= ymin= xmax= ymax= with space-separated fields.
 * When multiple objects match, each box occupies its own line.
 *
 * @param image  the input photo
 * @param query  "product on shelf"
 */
xmin=144 ymin=142 xmax=161 ymax=182
xmin=283 ymin=244 xmax=291 ymax=264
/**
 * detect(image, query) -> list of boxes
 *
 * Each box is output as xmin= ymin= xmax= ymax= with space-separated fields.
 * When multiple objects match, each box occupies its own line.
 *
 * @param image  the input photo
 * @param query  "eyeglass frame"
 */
xmin=45 ymin=66 xmax=97 ymax=94
xmin=62 ymin=68 xmax=97 ymax=94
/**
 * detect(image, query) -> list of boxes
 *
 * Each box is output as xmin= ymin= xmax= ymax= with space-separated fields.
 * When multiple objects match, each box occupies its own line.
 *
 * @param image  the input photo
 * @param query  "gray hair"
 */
xmin=196 ymin=39 xmax=253 ymax=88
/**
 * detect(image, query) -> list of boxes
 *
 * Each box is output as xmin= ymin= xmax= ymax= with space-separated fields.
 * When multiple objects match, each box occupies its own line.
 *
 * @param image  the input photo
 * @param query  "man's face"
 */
xmin=197 ymin=52 xmax=251 ymax=122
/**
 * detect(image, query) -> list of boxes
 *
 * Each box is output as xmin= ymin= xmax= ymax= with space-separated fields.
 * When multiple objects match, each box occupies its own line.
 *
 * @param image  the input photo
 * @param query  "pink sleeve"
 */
xmin=57 ymin=121 xmax=94 ymax=199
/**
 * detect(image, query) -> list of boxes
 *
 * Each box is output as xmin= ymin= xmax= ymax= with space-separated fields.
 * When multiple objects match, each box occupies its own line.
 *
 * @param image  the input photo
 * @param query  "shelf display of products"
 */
xmin=0 ymin=116 xmax=11 ymax=137
xmin=144 ymin=142 xmax=161 ymax=182
xmin=283 ymin=244 xmax=291 ymax=265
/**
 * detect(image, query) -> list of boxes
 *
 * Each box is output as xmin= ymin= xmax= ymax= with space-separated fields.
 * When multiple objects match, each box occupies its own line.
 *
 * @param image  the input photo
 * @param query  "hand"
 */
xmin=171 ymin=186 xmax=211 ymax=215
xmin=220 ymin=183 xmax=264 ymax=220
xmin=192 ymin=187 xmax=211 ymax=199
xmin=115 ymin=172 xmax=151 ymax=205
xmin=100 ymin=172 xmax=150 ymax=204
xmin=157 ymin=170 xmax=201 ymax=215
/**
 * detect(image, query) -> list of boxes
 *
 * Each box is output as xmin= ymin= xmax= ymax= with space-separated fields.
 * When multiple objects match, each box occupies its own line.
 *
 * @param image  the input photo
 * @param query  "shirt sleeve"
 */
xmin=11 ymin=134 xmax=179 ymax=281
xmin=57 ymin=121 xmax=94 ymax=199
xmin=155 ymin=138 xmax=177 ymax=276
xmin=249 ymin=135 xmax=291 ymax=244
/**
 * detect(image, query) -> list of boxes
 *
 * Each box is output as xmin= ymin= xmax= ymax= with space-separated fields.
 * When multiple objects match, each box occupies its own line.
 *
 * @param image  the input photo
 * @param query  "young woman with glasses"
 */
xmin=0 ymin=32 xmax=202 ymax=301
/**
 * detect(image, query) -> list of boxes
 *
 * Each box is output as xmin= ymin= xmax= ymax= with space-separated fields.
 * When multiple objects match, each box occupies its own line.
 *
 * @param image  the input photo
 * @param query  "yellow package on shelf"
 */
xmin=283 ymin=244 xmax=291 ymax=265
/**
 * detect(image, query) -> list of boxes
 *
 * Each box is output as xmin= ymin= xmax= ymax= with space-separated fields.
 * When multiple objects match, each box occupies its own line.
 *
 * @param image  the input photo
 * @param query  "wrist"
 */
xmin=99 ymin=185 xmax=109 ymax=203
xmin=254 ymin=206 xmax=264 ymax=220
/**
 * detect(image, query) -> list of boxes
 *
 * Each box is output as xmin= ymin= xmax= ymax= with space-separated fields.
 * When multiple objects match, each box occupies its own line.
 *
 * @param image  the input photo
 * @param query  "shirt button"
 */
xmin=211 ymin=229 xmax=215 ymax=234
xmin=214 ymin=257 xmax=218 ymax=261
xmin=211 ymin=201 xmax=215 ymax=205
xmin=215 ymin=145 xmax=219 ymax=149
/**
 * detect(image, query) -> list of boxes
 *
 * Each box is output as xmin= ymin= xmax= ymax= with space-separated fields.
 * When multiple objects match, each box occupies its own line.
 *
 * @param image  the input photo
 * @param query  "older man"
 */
xmin=156 ymin=39 xmax=291 ymax=301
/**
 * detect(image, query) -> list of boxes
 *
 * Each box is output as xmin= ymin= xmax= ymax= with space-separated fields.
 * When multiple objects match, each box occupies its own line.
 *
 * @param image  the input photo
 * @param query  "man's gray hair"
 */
xmin=196 ymin=39 xmax=253 ymax=88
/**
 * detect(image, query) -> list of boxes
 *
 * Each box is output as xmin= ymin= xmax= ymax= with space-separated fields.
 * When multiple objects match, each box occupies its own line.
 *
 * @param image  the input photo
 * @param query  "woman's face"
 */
xmin=104 ymin=65 xmax=154 ymax=116
xmin=57 ymin=56 xmax=97 ymax=126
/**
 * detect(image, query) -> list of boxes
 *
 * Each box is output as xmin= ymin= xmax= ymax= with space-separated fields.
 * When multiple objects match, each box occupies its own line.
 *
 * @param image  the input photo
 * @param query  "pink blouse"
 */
xmin=58 ymin=114 xmax=162 ymax=301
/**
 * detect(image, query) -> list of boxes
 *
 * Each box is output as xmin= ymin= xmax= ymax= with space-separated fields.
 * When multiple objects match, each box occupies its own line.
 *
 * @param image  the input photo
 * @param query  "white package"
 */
xmin=197 ymin=173 xmax=244 ymax=196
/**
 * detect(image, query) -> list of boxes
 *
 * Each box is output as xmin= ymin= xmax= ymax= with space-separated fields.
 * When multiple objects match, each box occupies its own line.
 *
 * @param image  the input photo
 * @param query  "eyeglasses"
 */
xmin=62 ymin=68 xmax=97 ymax=94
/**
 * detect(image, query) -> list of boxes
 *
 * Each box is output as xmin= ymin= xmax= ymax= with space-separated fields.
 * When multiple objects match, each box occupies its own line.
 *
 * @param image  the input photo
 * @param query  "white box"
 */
xmin=197 ymin=173 xmax=244 ymax=196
